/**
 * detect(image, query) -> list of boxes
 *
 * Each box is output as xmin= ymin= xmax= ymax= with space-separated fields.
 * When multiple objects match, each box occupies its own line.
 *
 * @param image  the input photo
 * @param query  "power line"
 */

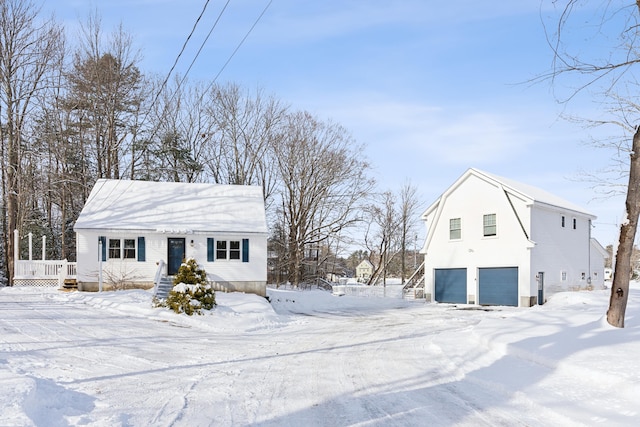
xmin=179 ymin=0 xmax=232 ymax=89
xmin=210 ymin=0 xmax=273 ymax=84
xmin=139 ymin=0 xmax=211 ymax=132
xmin=136 ymin=0 xmax=273 ymax=156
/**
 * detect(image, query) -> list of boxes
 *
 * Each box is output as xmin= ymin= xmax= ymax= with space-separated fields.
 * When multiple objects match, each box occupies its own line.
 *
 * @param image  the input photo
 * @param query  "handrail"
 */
xmin=315 ymin=277 xmax=334 ymax=290
xmin=153 ymin=260 xmax=166 ymax=298
xmin=403 ymin=261 xmax=425 ymax=290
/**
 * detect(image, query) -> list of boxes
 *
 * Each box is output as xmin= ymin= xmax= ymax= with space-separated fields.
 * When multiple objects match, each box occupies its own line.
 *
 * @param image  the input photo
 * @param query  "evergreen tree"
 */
xmin=172 ymin=258 xmax=207 ymax=285
xmin=163 ymin=258 xmax=215 ymax=315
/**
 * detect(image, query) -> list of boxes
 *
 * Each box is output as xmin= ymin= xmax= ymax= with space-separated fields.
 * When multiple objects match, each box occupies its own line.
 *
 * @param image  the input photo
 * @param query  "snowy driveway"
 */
xmin=1 ymin=287 xmax=638 ymax=426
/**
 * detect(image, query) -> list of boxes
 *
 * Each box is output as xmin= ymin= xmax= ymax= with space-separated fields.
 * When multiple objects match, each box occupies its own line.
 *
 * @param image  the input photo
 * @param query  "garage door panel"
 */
xmin=434 ymin=268 xmax=466 ymax=304
xmin=478 ymin=267 xmax=518 ymax=307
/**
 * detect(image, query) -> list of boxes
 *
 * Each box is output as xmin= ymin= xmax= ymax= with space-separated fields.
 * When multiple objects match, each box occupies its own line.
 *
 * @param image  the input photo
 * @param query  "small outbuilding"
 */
xmin=420 ymin=168 xmax=605 ymax=307
xmin=74 ymin=179 xmax=268 ymax=296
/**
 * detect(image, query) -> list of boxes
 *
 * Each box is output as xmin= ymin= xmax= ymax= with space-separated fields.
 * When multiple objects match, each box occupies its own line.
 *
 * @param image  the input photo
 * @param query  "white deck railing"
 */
xmin=14 ymin=260 xmax=77 ymax=287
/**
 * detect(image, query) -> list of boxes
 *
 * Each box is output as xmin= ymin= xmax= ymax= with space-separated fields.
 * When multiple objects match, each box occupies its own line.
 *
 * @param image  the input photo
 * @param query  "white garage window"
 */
xmin=449 ymin=218 xmax=461 ymax=240
xmin=483 ymin=214 xmax=497 ymax=237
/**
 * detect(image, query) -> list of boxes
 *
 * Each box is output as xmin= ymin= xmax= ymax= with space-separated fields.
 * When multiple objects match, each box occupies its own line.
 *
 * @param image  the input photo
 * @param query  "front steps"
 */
xmin=153 ymin=276 xmax=174 ymax=300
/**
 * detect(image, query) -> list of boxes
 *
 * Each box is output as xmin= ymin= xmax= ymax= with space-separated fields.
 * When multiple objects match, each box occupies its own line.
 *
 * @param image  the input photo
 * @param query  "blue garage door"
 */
xmin=434 ymin=268 xmax=467 ymax=304
xmin=478 ymin=267 xmax=518 ymax=307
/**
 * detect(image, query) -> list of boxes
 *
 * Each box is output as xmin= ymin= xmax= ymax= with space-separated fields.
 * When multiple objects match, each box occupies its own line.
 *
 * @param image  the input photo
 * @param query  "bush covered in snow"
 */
xmin=173 ymin=258 xmax=207 ymax=286
xmin=165 ymin=258 xmax=216 ymax=315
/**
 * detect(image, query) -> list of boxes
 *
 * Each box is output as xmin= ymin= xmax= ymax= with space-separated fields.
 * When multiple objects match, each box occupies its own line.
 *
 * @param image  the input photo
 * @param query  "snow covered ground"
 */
xmin=1 ymin=282 xmax=639 ymax=426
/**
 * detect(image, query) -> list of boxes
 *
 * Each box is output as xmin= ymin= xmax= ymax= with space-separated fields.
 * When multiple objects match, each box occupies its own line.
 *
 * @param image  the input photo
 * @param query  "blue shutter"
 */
xmin=207 ymin=238 xmax=214 ymax=262
xmin=242 ymin=239 xmax=249 ymax=263
xmin=99 ymin=236 xmax=107 ymax=261
xmin=137 ymin=237 xmax=146 ymax=261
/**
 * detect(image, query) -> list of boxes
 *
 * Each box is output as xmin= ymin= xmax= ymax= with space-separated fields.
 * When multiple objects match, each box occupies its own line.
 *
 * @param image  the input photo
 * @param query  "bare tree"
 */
xmin=146 ymin=76 xmax=211 ymax=182
xmin=364 ymin=191 xmax=400 ymax=286
xmin=398 ymin=181 xmax=422 ymax=283
xmin=543 ymin=1 xmax=640 ymax=327
xmin=274 ymin=111 xmax=374 ymax=286
xmin=205 ymin=83 xmax=287 ymax=207
xmin=0 ymin=0 xmax=63 ymax=284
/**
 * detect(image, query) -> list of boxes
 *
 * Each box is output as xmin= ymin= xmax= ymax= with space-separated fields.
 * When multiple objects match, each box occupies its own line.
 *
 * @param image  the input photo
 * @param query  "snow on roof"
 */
xmin=422 ymin=168 xmax=596 ymax=220
xmin=74 ymin=179 xmax=267 ymax=234
xmin=472 ymin=168 xmax=595 ymax=218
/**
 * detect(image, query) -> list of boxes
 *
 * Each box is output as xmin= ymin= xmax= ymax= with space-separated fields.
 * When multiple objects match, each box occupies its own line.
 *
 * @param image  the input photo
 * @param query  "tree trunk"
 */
xmin=607 ymin=125 xmax=640 ymax=327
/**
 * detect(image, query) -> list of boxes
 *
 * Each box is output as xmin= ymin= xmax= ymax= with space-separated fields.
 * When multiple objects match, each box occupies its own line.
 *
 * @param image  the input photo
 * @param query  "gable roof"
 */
xmin=74 ymin=179 xmax=267 ymax=234
xmin=356 ymin=259 xmax=374 ymax=270
xmin=423 ymin=168 xmax=595 ymax=219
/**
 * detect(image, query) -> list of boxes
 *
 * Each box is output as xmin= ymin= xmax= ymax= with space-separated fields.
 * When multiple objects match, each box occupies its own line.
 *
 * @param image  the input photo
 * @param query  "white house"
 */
xmin=355 ymin=259 xmax=374 ymax=282
xmin=420 ymin=168 xmax=606 ymax=307
xmin=74 ymin=179 xmax=268 ymax=296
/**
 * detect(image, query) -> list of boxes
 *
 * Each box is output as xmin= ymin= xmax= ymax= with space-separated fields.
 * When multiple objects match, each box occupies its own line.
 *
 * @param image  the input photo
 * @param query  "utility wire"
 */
xmin=140 ymin=0 xmax=211 ymax=131
xmin=179 ymin=0 xmax=232 ymax=90
xmin=134 ymin=0 xmax=273 ymax=164
xmin=210 ymin=0 xmax=273 ymax=84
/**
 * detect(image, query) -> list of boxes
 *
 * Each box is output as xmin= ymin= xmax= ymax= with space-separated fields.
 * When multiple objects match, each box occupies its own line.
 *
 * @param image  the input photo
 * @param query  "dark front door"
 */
xmin=167 ymin=238 xmax=186 ymax=276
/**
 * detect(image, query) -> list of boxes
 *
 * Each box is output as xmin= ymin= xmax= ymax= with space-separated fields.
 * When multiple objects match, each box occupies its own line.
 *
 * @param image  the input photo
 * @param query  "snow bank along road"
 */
xmin=0 ymin=287 xmax=636 ymax=426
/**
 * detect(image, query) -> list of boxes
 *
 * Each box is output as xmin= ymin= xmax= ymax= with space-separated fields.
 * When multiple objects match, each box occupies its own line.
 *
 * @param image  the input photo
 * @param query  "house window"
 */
xmin=449 ymin=218 xmax=461 ymax=240
xmin=573 ymin=218 xmax=577 ymax=230
xmin=109 ymin=239 xmax=121 ymax=259
xmin=213 ymin=239 xmax=248 ymax=261
xmin=216 ymin=240 xmax=227 ymax=259
xmin=483 ymin=214 xmax=497 ymax=237
xmin=561 ymin=216 xmax=565 ymax=227
xmin=123 ymin=239 xmax=136 ymax=259
xmin=229 ymin=241 xmax=241 ymax=260
xmin=561 ymin=271 xmax=567 ymax=281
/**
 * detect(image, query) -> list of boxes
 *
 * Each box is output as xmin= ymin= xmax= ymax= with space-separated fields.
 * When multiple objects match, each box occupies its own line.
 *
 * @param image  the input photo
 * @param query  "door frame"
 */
xmin=167 ymin=238 xmax=186 ymax=276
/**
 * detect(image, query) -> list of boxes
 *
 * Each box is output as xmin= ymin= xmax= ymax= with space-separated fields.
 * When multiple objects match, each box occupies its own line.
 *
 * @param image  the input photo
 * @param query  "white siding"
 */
xmin=589 ymin=239 xmax=607 ymax=290
xmin=76 ymin=231 xmax=158 ymax=285
xmin=76 ymin=231 xmax=267 ymax=286
xmin=423 ymin=174 xmax=533 ymax=305
xmin=194 ymin=234 xmax=267 ymax=283
xmin=530 ymin=205 xmax=592 ymax=297
xmin=421 ymin=168 xmax=596 ymax=307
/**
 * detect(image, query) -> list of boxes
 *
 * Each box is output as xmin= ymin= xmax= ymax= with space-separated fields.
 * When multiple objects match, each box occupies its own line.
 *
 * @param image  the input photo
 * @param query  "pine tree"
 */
xmin=164 ymin=258 xmax=215 ymax=315
xmin=172 ymin=258 xmax=207 ymax=285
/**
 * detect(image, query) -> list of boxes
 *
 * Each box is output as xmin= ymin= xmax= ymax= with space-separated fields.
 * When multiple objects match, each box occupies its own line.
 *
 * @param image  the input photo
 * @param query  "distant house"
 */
xmin=604 ymin=268 xmax=613 ymax=281
xmin=420 ymin=168 xmax=605 ymax=307
xmin=74 ymin=179 xmax=268 ymax=296
xmin=356 ymin=260 xmax=374 ymax=282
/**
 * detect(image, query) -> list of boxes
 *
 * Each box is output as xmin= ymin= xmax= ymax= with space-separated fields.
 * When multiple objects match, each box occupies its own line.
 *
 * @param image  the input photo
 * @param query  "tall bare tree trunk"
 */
xmin=0 ymin=0 xmax=62 ymax=285
xmin=5 ymin=114 xmax=19 ymax=285
xmin=607 ymin=126 xmax=640 ymax=327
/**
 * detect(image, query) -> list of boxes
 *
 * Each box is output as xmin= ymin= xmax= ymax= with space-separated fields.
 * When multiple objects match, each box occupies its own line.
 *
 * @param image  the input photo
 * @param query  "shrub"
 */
xmin=164 ymin=258 xmax=216 ymax=315
xmin=173 ymin=258 xmax=207 ymax=285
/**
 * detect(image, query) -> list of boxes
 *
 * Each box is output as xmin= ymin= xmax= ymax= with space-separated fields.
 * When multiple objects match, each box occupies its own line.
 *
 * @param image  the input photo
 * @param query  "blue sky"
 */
xmin=46 ymin=1 xmax=625 ymax=246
